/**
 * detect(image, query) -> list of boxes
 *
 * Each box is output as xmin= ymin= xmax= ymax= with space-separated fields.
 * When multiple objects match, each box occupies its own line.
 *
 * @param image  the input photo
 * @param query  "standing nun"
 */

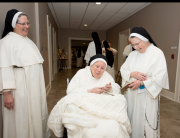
xmin=102 ymin=40 xmax=115 ymax=80
xmin=0 ymin=9 xmax=50 ymax=138
xmin=84 ymin=32 xmax=102 ymax=66
xmin=120 ymin=27 xmax=169 ymax=138
xmin=76 ymin=47 xmax=84 ymax=67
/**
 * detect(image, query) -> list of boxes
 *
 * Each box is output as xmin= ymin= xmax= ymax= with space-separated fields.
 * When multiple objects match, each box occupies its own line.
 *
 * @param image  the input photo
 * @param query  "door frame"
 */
xmin=117 ymin=28 xmax=130 ymax=70
xmin=68 ymin=37 xmax=92 ymax=69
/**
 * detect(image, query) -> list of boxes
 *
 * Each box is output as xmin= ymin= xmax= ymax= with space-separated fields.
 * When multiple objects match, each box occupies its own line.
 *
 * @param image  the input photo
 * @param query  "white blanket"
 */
xmin=47 ymin=93 xmax=131 ymax=138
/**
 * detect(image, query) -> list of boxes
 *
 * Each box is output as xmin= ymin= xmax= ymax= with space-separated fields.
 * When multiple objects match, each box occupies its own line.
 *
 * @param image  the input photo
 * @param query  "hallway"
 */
xmin=47 ymin=66 xmax=180 ymax=138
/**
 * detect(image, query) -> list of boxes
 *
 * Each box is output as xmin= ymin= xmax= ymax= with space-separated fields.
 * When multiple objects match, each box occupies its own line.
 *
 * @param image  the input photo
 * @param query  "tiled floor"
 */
xmin=47 ymin=64 xmax=180 ymax=138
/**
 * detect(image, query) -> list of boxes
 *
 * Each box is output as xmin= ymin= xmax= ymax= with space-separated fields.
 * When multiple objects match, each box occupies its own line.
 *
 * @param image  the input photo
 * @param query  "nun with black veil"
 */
xmin=48 ymin=54 xmax=131 ymax=138
xmin=0 ymin=9 xmax=50 ymax=138
xmin=102 ymin=40 xmax=116 ymax=80
xmin=120 ymin=27 xmax=169 ymax=138
xmin=84 ymin=32 xmax=102 ymax=66
xmin=76 ymin=47 xmax=84 ymax=67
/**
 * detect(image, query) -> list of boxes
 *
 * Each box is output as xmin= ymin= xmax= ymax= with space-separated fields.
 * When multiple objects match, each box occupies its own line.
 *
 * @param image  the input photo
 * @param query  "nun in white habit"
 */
xmin=84 ymin=32 xmax=102 ymax=66
xmin=76 ymin=47 xmax=84 ymax=67
xmin=48 ymin=54 xmax=131 ymax=138
xmin=120 ymin=27 xmax=169 ymax=138
xmin=0 ymin=9 xmax=50 ymax=138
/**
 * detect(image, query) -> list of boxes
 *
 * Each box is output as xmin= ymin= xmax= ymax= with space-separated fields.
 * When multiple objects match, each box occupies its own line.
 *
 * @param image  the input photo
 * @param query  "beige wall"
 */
xmin=38 ymin=3 xmax=58 ymax=87
xmin=58 ymin=28 xmax=106 ymax=67
xmin=106 ymin=3 xmax=180 ymax=93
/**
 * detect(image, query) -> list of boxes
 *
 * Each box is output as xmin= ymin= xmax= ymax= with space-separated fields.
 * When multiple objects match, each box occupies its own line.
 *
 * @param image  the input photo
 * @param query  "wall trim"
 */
xmin=46 ymin=83 xmax=51 ymax=96
xmin=174 ymin=31 xmax=180 ymax=103
xmin=35 ymin=3 xmax=40 ymax=50
xmin=160 ymin=89 xmax=174 ymax=102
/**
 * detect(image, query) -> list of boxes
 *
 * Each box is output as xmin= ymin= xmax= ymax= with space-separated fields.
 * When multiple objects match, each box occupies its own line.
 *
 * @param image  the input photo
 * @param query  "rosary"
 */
xmin=144 ymin=95 xmax=159 ymax=138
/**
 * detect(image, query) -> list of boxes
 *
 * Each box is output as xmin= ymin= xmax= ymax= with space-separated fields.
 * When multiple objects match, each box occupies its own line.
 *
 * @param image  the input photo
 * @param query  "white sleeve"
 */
xmin=84 ymin=43 xmax=91 ymax=63
xmin=0 ymin=66 xmax=16 ymax=93
xmin=66 ymin=71 xmax=88 ymax=95
xmin=143 ymin=51 xmax=169 ymax=99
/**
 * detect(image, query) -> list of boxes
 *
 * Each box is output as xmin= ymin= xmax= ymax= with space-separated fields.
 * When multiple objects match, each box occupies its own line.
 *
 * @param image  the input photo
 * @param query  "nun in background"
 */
xmin=84 ymin=32 xmax=102 ymax=66
xmin=76 ymin=47 xmax=84 ymax=67
xmin=0 ymin=9 xmax=50 ymax=138
xmin=102 ymin=40 xmax=116 ymax=80
xmin=120 ymin=27 xmax=169 ymax=138
xmin=123 ymin=38 xmax=135 ymax=62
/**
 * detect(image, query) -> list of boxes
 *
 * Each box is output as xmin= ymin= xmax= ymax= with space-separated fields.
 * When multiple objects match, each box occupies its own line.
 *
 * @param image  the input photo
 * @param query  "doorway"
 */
xmin=117 ymin=28 xmax=130 ymax=70
xmin=71 ymin=40 xmax=91 ymax=68
xmin=68 ymin=37 xmax=92 ymax=69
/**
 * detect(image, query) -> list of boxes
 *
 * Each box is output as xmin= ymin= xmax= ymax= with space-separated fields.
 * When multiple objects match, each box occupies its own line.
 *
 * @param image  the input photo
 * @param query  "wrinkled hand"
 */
xmin=129 ymin=80 xmax=141 ymax=90
xmin=3 ymin=92 xmax=14 ymax=110
xmin=88 ymin=87 xmax=104 ymax=94
xmin=101 ymin=83 xmax=112 ymax=93
xmin=131 ymin=71 xmax=147 ymax=81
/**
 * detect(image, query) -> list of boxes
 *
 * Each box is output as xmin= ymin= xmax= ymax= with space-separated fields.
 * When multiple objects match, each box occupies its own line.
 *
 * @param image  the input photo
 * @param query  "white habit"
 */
xmin=76 ymin=50 xmax=84 ymax=67
xmin=84 ymin=41 xmax=102 ymax=64
xmin=120 ymin=44 xmax=169 ymax=138
xmin=0 ymin=32 xmax=51 ymax=138
xmin=102 ymin=47 xmax=117 ymax=80
xmin=48 ymin=66 xmax=131 ymax=138
xmin=123 ymin=44 xmax=132 ymax=60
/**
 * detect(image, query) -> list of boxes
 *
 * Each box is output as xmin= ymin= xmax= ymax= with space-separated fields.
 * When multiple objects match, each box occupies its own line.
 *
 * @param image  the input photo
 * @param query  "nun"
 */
xmin=84 ymin=32 xmax=102 ymax=66
xmin=67 ymin=54 xmax=120 ymax=95
xmin=120 ymin=27 xmax=169 ymax=138
xmin=76 ymin=47 xmax=84 ymax=67
xmin=102 ymin=40 xmax=116 ymax=80
xmin=0 ymin=9 xmax=50 ymax=138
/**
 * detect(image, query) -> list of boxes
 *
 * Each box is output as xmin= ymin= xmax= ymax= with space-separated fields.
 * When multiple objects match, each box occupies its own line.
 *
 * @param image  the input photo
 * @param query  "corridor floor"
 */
xmin=47 ymin=65 xmax=180 ymax=138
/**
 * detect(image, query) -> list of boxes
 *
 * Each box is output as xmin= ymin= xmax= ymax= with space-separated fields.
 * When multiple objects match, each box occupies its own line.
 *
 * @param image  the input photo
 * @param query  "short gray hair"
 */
xmin=16 ymin=13 xmax=29 ymax=24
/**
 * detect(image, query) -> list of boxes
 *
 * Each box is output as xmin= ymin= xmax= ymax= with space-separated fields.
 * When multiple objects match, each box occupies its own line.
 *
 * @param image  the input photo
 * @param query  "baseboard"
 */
xmin=46 ymin=83 xmax=51 ymax=96
xmin=160 ymin=89 xmax=174 ymax=101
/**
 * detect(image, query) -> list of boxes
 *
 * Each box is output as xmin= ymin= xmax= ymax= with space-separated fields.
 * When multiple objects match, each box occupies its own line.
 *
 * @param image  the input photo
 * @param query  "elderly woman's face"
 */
xmin=14 ymin=15 xmax=30 ymax=37
xmin=130 ymin=37 xmax=147 ymax=53
xmin=90 ymin=61 xmax=106 ymax=79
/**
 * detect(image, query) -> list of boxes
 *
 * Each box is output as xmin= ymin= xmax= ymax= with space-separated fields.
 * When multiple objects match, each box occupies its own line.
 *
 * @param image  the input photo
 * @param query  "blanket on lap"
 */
xmin=47 ymin=93 xmax=131 ymax=138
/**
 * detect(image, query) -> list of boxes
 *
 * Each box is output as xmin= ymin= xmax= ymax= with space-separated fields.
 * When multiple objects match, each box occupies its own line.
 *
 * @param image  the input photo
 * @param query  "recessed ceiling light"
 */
xmin=84 ymin=24 xmax=87 ymax=26
xmin=83 ymin=43 xmax=85 ymax=44
xmin=96 ymin=2 xmax=101 ymax=5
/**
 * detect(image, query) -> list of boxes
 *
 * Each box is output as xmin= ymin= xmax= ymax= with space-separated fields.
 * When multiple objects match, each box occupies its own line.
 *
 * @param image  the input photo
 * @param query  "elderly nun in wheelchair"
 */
xmin=47 ymin=54 xmax=131 ymax=138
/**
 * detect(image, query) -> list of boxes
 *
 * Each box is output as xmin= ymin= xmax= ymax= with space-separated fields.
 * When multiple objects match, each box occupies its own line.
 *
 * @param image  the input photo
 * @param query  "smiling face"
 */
xmin=14 ymin=15 xmax=30 ymax=37
xmin=130 ymin=37 xmax=150 ymax=53
xmin=90 ymin=61 xmax=106 ymax=79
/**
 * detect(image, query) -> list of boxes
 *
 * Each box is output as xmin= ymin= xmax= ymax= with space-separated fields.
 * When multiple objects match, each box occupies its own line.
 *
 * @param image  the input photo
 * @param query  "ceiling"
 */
xmin=47 ymin=2 xmax=151 ymax=31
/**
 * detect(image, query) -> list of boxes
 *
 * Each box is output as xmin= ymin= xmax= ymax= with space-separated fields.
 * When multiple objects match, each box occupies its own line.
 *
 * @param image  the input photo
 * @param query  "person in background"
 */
xmin=120 ymin=27 xmax=169 ymax=138
xmin=0 ymin=9 xmax=50 ymax=138
xmin=102 ymin=40 xmax=117 ymax=80
xmin=123 ymin=38 xmax=135 ymax=62
xmin=76 ymin=47 xmax=84 ymax=67
xmin=84 ymin=32 xmax=102 ymax=66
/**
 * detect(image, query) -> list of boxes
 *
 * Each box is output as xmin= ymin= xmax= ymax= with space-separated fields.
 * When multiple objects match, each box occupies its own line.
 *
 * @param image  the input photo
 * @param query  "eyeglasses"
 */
xmin=17 ymin=22 xmax=30 ymax=26
xmin=131 ymin=40 xmax=142 ymax=47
